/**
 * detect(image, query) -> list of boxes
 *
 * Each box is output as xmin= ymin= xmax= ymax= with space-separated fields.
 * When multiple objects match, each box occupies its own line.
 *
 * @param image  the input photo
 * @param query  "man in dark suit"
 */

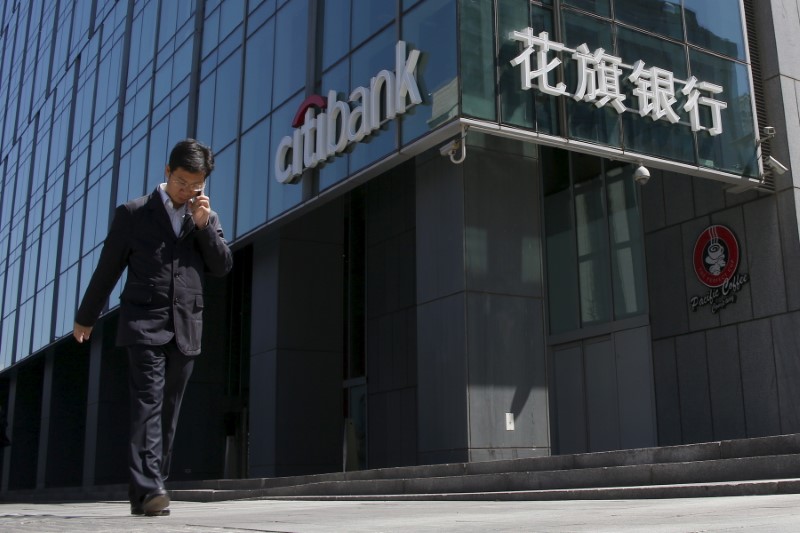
xmin=73 ymin=139 xmax=233 ymax=517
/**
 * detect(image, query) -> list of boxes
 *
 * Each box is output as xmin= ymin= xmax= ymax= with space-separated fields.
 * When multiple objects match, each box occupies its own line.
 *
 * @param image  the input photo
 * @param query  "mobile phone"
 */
xmin=190 ymin=189 xmax=202 ymax=205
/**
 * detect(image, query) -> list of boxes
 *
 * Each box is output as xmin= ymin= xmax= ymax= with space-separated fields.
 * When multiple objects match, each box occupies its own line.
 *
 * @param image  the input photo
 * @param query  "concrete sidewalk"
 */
xmin=1 ymin=494 xmax=800 ymax=532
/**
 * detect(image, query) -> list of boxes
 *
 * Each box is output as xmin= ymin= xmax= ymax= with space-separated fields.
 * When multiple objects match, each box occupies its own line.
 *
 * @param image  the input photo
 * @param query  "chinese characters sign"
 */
xmin=509 ymin=29 xmax=728 ymax=136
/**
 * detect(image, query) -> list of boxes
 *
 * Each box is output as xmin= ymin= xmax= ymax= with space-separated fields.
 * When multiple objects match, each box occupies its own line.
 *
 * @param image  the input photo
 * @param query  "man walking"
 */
xmin=73 ymin=139 xmax=233 ymax=516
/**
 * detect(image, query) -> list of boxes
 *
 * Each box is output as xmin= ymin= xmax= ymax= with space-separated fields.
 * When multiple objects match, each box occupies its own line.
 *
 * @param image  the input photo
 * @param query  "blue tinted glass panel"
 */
xmin=401 ymin=0 xmax=457 ymax=143
xmin=321 ymin=0 xmax=350 ymax=70
xmin=243 ymin=19 xmax=275 ymax=131
xmin=461 ymin=0 xmax=495 ymax=120
xmin=690 ymin=50 xmax=757 ymax=177
xmin=237 ymin=118 xmax=270 ymax=236
xmin=219 ymin=0 xmax=245 ymax=40
xmin=1 ymin=313 xmax=15 ymax=367
xmin=349 ymin=29 xmax=396 ymax=174
xmin=272 ymin=0 xmax=308 ymax=106
xmin=206 ymin=142 xmax=237 ymax=238
xmin=319 ymin=59 xmax=351 ymax=191
xmin=33 ymin=286 xmax=54 ymax=351
xmin=351 ymin=0 xmax=395 ymax=48
xmin=268 ymin=93 xmax=304 ymax=219
xmin=203 ymin=7 xmax=221 ymax=57
xmin=16 ymin=300 xmax=32 ymax=361
xmin=617 ymin=26 xmax=687 ymax=80
xmin=683 ymin=0 xmax=745 ymax=60
xmin=249 ymin=0 xmax=276 ymax=15
xmin=621 ymin=112 xmax=695 ymax=164
xmin=499 ymin=3 xmax=558 ymax=133
xmin=615 ymin=0 xmax=682 ymax=40
xmin=562 ymin=11 xmax=619 ymax=145
xmin=213 ymin=50 xmax=242 ymax=148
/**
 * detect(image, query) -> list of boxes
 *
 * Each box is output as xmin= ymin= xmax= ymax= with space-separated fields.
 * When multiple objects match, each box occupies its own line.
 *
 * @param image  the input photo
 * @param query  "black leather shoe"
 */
xmin=141 ymin=488 xmax=170 ymax=515
xmin=131 ymin=505 xmax=170 ymax=516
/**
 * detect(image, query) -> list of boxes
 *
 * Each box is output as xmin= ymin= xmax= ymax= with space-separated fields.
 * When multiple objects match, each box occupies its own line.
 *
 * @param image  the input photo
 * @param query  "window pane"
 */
xmin=213 ymin=50 xmax=242 ymax=148
xmin=268 ymin=93 xmax=304 ymax=219
xmin=617 ymin=26 xmax=687 ymax=80
xmin=319 ymin=59 xmax=351 ymax=191
xmin=606 ymin=164 xmax=645 ymax=318
xmin=321 ymin=0 xmax=350 ymax=70
xmin=683 ymin=0 xmax=745 ymax=60
xmin=401 ymin=0 xmax=457 ymax=143
xmin=237 ymin=118 xmax=270 ymax=236
xmin=615 ymin=0 xmax=682 ymax=40
xmin=543 ymin=148 xmax=579 ymax=334
xmin=206 ymin=142 xmax=236 ymax=238
xmin=573 ymin=152 xmax=611 ymax=325
xmin=243 ymin=19 xmax=274 ymax=131
xmin=351 ymin=0 xmax=394 ymax=48
xmin=690 ymin=50 xmax=757 ymax=177
xmin=272 ymin=0 xmax=308 ymax=106
xmin=461 ymin=0 xmax=495 ymax=120
xmin=498 ymin=2 xmax=558 ymax=133
xmin=562 ymin=11 xmax=619 ymax=146
xmin=349 ymin=29 xmax=396 ymax=174
xmin=562 ymin=0 xmax=609 ymax=17
xmin=617 ymin=27 xmax=694 ymax=162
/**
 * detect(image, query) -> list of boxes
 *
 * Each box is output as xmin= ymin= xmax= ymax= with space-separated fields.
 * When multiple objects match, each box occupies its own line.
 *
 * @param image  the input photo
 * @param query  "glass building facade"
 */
xmin=1 ymin=0 xmax=799 ymax=495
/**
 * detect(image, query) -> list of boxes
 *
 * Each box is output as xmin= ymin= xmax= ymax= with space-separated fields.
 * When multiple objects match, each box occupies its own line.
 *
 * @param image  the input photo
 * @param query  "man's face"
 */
xmin=164 ymin=166 xmax=205 ymax=206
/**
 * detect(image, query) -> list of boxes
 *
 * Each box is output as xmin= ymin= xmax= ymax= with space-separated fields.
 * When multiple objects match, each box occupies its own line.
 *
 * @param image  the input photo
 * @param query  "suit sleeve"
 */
xmin=75 ymin=205 xmax=132 ymax=327
xmin=194 ymin=211 xmax=233 ymax=277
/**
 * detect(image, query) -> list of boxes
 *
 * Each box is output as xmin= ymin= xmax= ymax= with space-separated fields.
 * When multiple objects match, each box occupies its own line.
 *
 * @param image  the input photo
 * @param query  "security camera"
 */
xmin=633 ymin=164 xmax=650 ymax=185
xmin=762 ymin=126 xmax=776 ymax=138
xmin=767 ymin=155 xmax=788 ymax=175
xmin=439 ymin=139 xmax=459 ymax=157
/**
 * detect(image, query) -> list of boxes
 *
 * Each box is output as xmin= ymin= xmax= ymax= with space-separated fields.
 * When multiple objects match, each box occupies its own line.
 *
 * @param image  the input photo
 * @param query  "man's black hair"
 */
xmin=168 ymin=139 xmax=215 ymax=178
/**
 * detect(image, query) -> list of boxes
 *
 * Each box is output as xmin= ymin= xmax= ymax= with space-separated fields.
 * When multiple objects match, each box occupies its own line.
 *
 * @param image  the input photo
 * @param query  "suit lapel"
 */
xmin=148 ymin=188 xmax=179 ymax=239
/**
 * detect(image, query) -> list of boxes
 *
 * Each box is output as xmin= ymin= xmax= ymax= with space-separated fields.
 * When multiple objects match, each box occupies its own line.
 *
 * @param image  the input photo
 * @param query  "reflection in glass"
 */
xmin=543 ymin=148 xmax=579 ymax=334
xmin=562 ymin=11 xmax=619 ymax=145
xmin=690 ymin=50 xmax=757 ymax=177
xmin=319 ymin=60 xmax=351 ymax=191
xmin=349 ymin=29 xmax=396 ymax=174
xmin=272 ymin=0 xmax=308 ymax=107
xmin=617 ymin=26 xmax=687 ymax=80
xmin=268 ymin=93 xmax=304 ymax=219
xmin=237 ymin=118 xmax=270 ymax=236
xmin=498 ymin=1 xmax=558 ymax=132
xmin=606 ymin=164 xmax=645 ymax=318
xmin=213 ymin=50 xmax=242 ymax=149
xmin=684 ymin=0 xmax=745 ymax=60
xmin=207 ymin=142 xmax=237 ymax=238
xmin=614 ymin=0 xmax=682 ymax=40
xmin=461 ymin=0 xmax=496 ymax=120
xmin=401 ymin=0 xmax=457 ymax=144
xmin=243 ymin=19 xmax=274 ymax=131
xmin=563 ymin=0 xmax=609 ymax=17
xmin=321 ymin=0 xmax=350 ymax=70
xmin=574 ymin=157 xmax=611 ymax=326
xmin=543 ymin=149 xmax=647 ymax=334
xmin=352 ymin=0 xmax=394 ymax=48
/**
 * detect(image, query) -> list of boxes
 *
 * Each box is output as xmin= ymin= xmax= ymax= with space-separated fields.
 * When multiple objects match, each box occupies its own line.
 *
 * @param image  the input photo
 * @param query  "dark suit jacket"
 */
xmin=76 ymin=187 xmax=233 ymax=355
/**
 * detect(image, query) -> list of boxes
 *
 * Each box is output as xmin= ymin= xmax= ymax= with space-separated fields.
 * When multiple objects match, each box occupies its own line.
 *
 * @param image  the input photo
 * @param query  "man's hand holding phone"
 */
xmin=189 ymin=189 xmax=211 ymax=229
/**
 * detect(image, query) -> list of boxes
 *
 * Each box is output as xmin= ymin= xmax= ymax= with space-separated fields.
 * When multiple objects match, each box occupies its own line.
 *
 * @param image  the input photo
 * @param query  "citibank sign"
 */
xmin=274 ymin=41 xmax=422 ymax=184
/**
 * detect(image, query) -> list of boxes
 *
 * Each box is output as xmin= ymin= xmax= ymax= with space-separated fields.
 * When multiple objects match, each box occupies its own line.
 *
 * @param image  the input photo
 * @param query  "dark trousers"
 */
xmin=127 ymin=341 xmax=195 ymax=505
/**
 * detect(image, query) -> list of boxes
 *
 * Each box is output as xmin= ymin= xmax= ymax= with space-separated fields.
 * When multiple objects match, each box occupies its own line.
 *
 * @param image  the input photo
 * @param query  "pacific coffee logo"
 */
xmin=690 ymin=225 xmax=749 ymax=313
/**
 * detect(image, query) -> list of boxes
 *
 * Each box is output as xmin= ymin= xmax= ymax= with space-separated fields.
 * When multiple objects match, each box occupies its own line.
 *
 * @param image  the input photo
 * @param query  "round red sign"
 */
xmin=693 ymin=225 xmax=739 ymax=288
